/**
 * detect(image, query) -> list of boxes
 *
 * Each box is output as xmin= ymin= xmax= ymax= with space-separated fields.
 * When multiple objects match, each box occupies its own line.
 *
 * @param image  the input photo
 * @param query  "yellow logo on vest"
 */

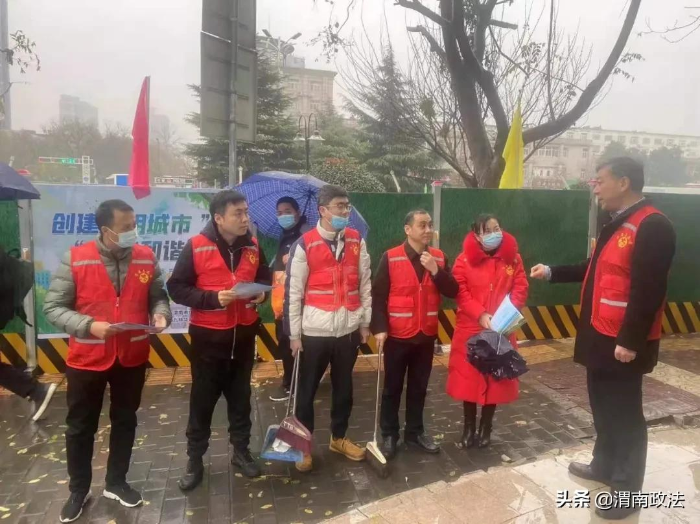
xmin=136 ymin=269 xmax=151 ymax=284
xmin=617 ymin=232 xmax=633 ymax=249
xmin=351 ymin=243 xmax=359 ymax=256
xmin=505 ymin=265 xmax=515 ymax=276
xmin=247 ymin=251 xmax=258 ymax=265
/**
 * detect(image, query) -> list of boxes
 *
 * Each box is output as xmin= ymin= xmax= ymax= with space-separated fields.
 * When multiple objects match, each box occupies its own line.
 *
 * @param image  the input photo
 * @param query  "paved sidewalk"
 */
xmin=0 ymin=334 xmax=699 ymax=523
xmin=328 ymin=425 xmax=700 ymax=524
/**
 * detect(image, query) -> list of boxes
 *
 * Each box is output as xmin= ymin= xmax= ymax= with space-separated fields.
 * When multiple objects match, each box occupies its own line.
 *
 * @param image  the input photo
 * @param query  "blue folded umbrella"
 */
xmin=232 ymin=171 xmax=369 ymax=239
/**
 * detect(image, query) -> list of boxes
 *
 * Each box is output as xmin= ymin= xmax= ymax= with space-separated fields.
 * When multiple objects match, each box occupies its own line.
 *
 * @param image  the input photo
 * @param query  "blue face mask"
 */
xmin=277 ymin=214 xmax=297 ymax=230
xmin=330 ymin=215 xmax=349 ymax=231
xmin=482 ymin=231 xmax=503 ymax=251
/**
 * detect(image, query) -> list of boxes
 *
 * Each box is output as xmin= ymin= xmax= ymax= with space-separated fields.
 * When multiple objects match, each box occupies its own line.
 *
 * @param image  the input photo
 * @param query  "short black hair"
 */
xmin=276 ymin=196 xmax=300 ymax=212
xmin=95 ymin=199 xmax=134 ymax=229
xmin=596 ymin=156 xmax=645 ymax=192
xmin=210 ymin=190 xmax=247 ymax=219
xmin=404 ymin=209 xmax=430 ymax=226
xmin=317 ymin=185 xmax=348 ymax=208
xmin=471 ymin=213 xmax=500 ymax=234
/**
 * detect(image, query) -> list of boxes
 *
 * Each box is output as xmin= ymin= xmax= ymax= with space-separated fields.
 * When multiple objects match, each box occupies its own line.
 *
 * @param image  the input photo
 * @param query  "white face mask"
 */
xmin=108 ymin=228 xmax=138 ymax=249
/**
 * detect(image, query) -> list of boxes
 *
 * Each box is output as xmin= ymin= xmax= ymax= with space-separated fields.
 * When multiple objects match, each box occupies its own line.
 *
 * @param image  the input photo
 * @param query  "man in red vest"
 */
xmin=44 ymin=199 xmax=172 ymax=523
xmin=285 ymin=185 xmax=372 ymax=472
xmin=371 ymin=210 xmax=458 ymax=460
xmin=167 ymin=190 xmax=271 ymax=491
xmin=532 ymin=157 xmax=676 ymax=520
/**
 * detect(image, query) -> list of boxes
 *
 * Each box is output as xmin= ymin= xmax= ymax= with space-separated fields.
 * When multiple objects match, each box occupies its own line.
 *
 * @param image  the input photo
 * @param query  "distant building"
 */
xmin=520 ymin=127 xmax=700 ymax=188
xmin=59 ymin=95 xmax=99 ymax=127
xmin=257 ymin=35 xmax=337 ymax=119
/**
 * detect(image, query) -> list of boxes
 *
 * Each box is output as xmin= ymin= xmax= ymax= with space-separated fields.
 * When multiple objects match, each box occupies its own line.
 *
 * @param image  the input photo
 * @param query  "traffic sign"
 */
xmin=38 ymin=157 xmax=93 ymax=165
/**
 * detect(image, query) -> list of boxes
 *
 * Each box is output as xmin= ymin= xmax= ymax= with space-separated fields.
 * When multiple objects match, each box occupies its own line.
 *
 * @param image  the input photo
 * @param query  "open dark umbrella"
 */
xmin=0 ymin=163 xmax=41 ymax=201
xmin=232 ymin=171 xmax=369 ymax=239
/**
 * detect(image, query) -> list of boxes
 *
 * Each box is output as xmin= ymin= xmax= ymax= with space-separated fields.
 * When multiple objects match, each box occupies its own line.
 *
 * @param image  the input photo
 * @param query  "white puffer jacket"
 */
xmin=284 ymin=223 xmax=372 ymax=340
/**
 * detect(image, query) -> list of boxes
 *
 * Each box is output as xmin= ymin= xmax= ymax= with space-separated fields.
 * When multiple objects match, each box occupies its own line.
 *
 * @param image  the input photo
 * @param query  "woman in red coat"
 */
xmin=447 ymin=214 xmax=529 ymax=449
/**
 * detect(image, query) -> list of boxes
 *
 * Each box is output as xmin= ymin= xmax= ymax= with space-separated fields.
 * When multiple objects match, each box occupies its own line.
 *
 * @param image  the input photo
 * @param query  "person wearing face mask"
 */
xmin=167 ymin=190 xmax=271 ymax=491
xmin=43 ymin=199 xmax=172 ymax=523
xmin=446 ymin=214 xmax=528 ymax=451
xmin=284 ymin=185 xmax=372 ymax=472
xmin=269 ymin=197 xmax=312 ymax=402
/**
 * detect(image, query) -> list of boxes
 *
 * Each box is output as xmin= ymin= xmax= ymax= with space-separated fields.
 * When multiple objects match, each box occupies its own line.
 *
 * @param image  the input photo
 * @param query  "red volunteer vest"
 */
xmin=68 ymin=241 xmax=153 ymax=371
xmin=303 ymin=228 xmax=361 ymax=312
xmin=583 ymin=205 xmax=666 ymax=340
xmin=189 ymin=234 xmax=260 ymax=330
xmin=387 ymin=245 xmax=445 ymax=339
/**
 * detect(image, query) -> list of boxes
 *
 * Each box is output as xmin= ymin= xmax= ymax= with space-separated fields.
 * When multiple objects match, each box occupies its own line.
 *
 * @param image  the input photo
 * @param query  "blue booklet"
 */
xmin=491 ymin=295 xmax=526 ymax=335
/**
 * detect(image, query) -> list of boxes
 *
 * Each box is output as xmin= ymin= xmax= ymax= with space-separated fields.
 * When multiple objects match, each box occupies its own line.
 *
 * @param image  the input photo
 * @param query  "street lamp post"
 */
xmin=295 ymin=114 xmax=324 ymax=173
xmin=262 ymin=29 xmax=301 ymax=70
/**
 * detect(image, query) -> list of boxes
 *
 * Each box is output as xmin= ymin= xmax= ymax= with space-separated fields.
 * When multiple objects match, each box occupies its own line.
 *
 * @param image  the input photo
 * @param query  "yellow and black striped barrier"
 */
xmin=2 ymin=302 xmax=699 ymax=373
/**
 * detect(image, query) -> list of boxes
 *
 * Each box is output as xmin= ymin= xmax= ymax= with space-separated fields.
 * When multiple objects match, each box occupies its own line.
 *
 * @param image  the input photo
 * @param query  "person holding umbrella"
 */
xmin=371 ymin=209 xmax=458 ymax=460
xmin=269 ymin=196 xmax=312 ymax=402
xmin=167 ymin=190 xmax=271 ymax=491
xmin=446 ymin=214 xmax=529 ymax=449
xmin=285 ymin=185 xmax=372 ymax=472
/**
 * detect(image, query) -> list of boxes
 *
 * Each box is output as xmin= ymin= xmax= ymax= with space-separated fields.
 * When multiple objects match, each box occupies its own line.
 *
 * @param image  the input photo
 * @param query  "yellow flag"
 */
xmin=499 ymin=105 xmax=524 ymax=189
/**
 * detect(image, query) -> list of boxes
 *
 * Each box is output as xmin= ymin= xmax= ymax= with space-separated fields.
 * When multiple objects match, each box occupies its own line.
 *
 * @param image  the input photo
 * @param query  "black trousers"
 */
xmin=274 ymin=320 xmax=294 ymax=390
xmin=380 ymin=338 xmax=434 ymax=439
xmin=296 ymin=332 xmax=359 ymax=437
xmin=587 ymin=369 xmax=647 ymax=492
xmin=185 ymin=331 xmax=256 ymax=459
xmin=0 ymin=362 xmax=39 ymax=398
xmin=65 ymin=361 xmax=146 ymax=494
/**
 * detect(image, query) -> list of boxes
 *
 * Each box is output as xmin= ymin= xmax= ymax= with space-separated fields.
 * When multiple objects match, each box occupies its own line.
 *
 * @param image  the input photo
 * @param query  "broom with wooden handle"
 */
xmin=366 ymin=337 xmax=389 ymax=478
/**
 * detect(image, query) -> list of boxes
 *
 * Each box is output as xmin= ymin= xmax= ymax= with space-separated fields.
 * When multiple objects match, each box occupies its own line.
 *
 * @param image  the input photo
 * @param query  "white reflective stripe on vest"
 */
xmin=194 ymin=246 xmax=217 ymax=253
xmin=434 ymin=258 xmax=444 ymax=263
xmin=601 ymin=298 xmax=628 ymax=307
xmin=621 ymin=222 xmax=638 ymax=233
xmin=427 ymin=312 xmax=439 ymax=316
xmin=346 ymin=238 xmax=359 ymax=243
xmin=72 ymin=260 xmax=102 ymax=267
xmin=132 ymin=259 xmax=154 ymax=265
xmin=307 ymin=241 xmax=324 ymax=249
xmin=389 ymin=312 xmax=413 ymax=318
xmin=130 ymin=334 xmax=149 ymax=343
xmin=348 ymin=290 xmax=359 ymax=296
xmin=307 ymin=290 xmax=334 ymax=295
xmin=388 ymin=257 xmax=409 ymax=262
xmin=74 ymin=338 xmax=103 ymax=344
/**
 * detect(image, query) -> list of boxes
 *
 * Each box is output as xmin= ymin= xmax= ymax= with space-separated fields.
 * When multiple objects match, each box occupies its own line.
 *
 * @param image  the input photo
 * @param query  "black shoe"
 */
xmin=231 ymin=448 xmax=261 ymax=478
xmin=178 ymin=458 xmax=204 ymax=491
xmin=568 ymin=462 xmax=611 ymax=483
xmin=30 ymin=382 xmax=58 ymax=422
xmin=477 ymin=422 xmax=492 ymax=448
xmin=103 ymin=483 xmax=143 ymax=508
xmin=595 ymin=498 xmax=641 ymax=520
xmin=269 ymin=385 xmax=290 ymax=402
xmin=381 ymin=436 xmax=399 ymax=460
xmin=405 ymin=433 xmax=440 ymax=454
xmin=461 ymin=424 xmax=477 ymax=449
xmin=60 ymin=491 xmax=91 ymax=523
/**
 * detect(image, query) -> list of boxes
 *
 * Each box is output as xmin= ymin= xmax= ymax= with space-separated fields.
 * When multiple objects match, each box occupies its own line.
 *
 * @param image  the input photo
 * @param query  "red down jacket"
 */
xmin=446 ymin=231 xmax=529 ymax=405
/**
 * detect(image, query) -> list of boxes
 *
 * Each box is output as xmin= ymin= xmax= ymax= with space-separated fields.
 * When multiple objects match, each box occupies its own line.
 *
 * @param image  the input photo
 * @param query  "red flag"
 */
xmin=128 ymin=77 xmax=151 ymax=199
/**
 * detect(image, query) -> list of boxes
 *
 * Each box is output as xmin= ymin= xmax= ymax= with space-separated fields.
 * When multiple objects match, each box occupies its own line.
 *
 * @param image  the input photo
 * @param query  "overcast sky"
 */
xmin=7 ymin=0 xmax=700 ymax=144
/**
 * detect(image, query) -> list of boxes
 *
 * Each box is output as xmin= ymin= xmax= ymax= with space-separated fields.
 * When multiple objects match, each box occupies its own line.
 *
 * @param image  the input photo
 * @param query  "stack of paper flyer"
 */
xmin=490 ymin=295 xmax=526 ymax=336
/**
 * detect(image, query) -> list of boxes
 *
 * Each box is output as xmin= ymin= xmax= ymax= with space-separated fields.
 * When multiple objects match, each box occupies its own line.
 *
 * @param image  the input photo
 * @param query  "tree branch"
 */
xmin=523 ymin=0 xmax=642 ymax=144
xmin=407 ymin=26 xmax=447 ymax=62
xmin=395 ymin=0 xmax=448 ymax=26
xmin=546 ymin=0 xmax=556 ymax=121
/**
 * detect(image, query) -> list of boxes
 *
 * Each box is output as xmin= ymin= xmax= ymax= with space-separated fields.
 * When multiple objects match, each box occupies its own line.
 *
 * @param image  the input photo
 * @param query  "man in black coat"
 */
xmin=532 ymin=157 xmax=676 ymax=520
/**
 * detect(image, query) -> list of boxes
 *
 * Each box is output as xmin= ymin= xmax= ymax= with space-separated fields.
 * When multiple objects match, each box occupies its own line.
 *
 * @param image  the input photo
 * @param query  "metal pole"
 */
xmin=18 ymin=200 xmax=37 ymax=370
xmin=432 ymin=183 xmax=443 ymax=249
xmin=587 ymin=187 xmax=598 ymax=257
xmin=228 ymin=2 xmax=238 ymax=188
xmin=0 ymin=0 xmax=12 ymax=130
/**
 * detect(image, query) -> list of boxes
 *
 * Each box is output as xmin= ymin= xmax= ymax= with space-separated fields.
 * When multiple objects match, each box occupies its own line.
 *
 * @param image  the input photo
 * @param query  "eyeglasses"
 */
xmin=328 ymin=204 xmax=353 ymax=212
